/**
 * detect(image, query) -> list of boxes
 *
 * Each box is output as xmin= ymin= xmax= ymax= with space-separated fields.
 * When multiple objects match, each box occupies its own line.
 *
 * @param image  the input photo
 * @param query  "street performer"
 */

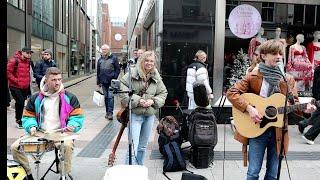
xmin=226 ymin=40 xmax=316 ymax=180
xmin=10 ymin=67 xmax=84 ymax=180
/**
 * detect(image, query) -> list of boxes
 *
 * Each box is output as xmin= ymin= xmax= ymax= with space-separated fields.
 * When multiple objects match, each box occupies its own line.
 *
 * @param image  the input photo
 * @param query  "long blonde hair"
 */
xmin=138 ymin=51 xmax=157 ymax=81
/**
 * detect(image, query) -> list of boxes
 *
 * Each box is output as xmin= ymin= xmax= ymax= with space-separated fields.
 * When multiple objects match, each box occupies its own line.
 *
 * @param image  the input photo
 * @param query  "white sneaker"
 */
xmin=302 ymin=135 xmax=314 ymax=145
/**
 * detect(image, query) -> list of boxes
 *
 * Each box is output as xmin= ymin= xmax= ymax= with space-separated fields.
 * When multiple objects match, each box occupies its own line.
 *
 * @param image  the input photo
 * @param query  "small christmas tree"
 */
xmin=227 ymin=48 xmax=250 ymax=88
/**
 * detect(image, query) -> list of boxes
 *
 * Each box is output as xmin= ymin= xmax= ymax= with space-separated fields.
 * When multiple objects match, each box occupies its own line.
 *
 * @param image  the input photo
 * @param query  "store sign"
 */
xmin=228 ymin=4 xmax=262 ymax=39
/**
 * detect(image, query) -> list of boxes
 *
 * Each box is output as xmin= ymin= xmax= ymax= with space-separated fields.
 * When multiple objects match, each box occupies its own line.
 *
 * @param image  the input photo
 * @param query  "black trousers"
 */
xmin=304 ymin=109 xmax=320 ymax=141
xmin=9 ymin=86 xmax=30 ymax=121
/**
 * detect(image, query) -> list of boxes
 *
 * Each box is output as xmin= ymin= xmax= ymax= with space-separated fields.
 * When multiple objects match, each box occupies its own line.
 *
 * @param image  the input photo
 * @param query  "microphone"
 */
xmin=276 ymin=61 xmax=286 ymax=78
xmin=128 ymin=58 xmax=135 ymax=64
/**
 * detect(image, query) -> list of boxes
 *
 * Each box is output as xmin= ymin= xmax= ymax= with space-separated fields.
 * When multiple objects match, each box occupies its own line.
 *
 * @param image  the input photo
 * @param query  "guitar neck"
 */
xmin=278 ymin=100 xmax=319 ymax=114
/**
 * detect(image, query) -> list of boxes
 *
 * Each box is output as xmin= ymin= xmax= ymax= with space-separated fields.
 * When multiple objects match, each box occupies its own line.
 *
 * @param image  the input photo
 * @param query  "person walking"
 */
xmin=10 ymin=67 xmax=84 ymax=180
xmin=226 ymin=40 xmax=316 ymax=180
xmin=34 ymin=48 xmax=57 ymax=88
xmin=300 ymin=65 xmax=320 ymax=144
xmin=7 ymin=47 xmax=34 ymax=128
xmin=119 ymin=51 xmax=168 ymax=165
xmin=186 ymin=50 xmax=213 ymax=109
xmin=97 ymin=44 xmax=120 ymax=120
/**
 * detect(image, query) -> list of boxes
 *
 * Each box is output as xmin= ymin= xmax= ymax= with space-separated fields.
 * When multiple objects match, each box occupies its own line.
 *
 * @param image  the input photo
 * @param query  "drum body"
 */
xmin=19 ymin=136 xmax=54 ymax=154
xmin=7 ymin=159 xmax=27 ymax=180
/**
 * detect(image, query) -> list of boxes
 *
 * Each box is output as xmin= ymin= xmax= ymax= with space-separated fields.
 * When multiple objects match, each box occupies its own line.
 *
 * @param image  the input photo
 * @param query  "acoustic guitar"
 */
xmin=232 ymin=93 xmax=319 ymax=138
xmin=107 ymin=108 xmax=129 ymax=166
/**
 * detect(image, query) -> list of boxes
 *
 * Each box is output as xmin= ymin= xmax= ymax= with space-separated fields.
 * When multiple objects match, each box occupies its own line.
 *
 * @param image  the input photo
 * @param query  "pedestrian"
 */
xmin=10 ymin=67 xmax=84 ymax=180
xmin=7 ymin=85 xmax=14 ymax=111
xmin=97 ymin=44 xmax=120 ymax=120
xmin=133 ymin=49 xmax=138 ymax=63
xmin=7 ymin=46 xmax=34 ymax=128
xmin=300 ymin=65 xmax=320 ymax=145
xmin=185 ymin=50 xmax=213 ymax=110
xmin=226 ymin=40 xmax=316 ymax=180
xmin=134 ymin=49 xmax=145 ymax=64
xmin=119 ymin=51 xmax=168 ymax=165
xmin=34 ymin=48 xmax=57 ymax=88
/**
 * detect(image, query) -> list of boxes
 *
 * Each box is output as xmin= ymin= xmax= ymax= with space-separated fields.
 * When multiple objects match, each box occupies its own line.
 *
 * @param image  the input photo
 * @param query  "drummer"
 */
xmin=10 ymin=67 xmax=84 ymax=180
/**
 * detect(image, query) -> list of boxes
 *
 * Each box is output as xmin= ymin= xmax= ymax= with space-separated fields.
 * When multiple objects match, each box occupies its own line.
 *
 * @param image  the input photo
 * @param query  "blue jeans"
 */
xmin=101 ymin=84 xmax=114 ymax=114
xmin=125 ymin=113 xmax=155 ymax=165
xmin=247 ymin=128 xmax=278 ymax=180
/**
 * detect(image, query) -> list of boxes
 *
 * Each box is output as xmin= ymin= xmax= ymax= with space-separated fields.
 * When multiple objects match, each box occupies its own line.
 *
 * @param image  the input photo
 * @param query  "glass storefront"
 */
xmin=7 ymin=28 xmax=25 ymax=58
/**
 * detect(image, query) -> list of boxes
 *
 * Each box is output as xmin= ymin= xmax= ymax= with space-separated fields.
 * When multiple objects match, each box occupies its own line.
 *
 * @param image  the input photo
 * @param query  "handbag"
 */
xmin=93 ymin=90 xmax=105 ymax=106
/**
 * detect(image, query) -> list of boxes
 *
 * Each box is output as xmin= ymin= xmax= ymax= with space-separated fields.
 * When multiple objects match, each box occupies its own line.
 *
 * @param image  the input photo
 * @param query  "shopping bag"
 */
xmin=93 ymin=90 xmax=105 ymax=106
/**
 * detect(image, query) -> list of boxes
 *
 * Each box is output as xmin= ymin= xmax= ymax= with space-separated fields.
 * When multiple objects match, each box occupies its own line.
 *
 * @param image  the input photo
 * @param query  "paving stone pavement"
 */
xmin=7 ymin=73 xmax=320 ymax=180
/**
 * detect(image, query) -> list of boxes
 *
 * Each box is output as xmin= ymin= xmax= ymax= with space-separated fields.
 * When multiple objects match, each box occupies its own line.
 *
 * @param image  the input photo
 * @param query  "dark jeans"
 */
xmin=247 ymin=128 xmax=278 ymax=180
xmin=304 ymin=109 xmax=320 ymax=141
xmin=101 ymin=84 xmax=114 ymax=114
xmin=9 ymin=86 xmax=30 ymax=122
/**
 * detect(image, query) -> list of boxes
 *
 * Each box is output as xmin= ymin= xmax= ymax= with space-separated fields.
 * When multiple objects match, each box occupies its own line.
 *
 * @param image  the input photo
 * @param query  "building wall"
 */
xmin=7 ymin=0 xmax=93 ymax=79
xmin=101 ymin=3 xmax=112 ymax=46
xmin=110 ymin=25 xmax=127 ymax=53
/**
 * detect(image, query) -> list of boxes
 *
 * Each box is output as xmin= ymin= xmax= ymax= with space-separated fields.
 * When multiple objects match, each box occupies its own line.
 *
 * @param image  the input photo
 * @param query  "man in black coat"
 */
xmin=299 ymin=65 xmax=320 ymax=144
xmin=34 ymin=49 xmax=57 ymax=88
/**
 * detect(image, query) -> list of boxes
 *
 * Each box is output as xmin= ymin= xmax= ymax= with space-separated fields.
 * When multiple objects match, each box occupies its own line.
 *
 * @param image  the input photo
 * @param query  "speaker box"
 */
xmin=190 ymin=146 xmax=214 ymax=169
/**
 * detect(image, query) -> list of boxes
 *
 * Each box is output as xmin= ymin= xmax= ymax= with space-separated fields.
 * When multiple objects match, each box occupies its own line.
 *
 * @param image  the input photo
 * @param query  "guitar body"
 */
xmin=108 ymin=124 xmax=126 ymax=166
xmin=116 ymin=107 xmax=129 ymax=126
xmin=232 ymin=93 xmax=285 ymax=138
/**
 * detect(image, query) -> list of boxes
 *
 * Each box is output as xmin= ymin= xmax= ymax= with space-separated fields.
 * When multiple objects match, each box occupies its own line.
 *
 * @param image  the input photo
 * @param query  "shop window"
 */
xmin=293 ymin=5 xmax=304 ymax=25
xmin=305 ymin=5 xmax=316 ymax=25
xmin=226 ymin=0 xmax=239 ymax=19
xmin=261 ymin=2 xmax=274 ymax=22
xmin=317 ymin=6 xmax=320 ymax=26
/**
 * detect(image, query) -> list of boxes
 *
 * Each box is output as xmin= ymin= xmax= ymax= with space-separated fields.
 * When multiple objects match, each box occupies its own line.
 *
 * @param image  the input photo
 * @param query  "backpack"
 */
xmin=188 ymin=107 xmax=218 ymax=147
xmin=157 ymin=116 xmax=182 ymax=155
xmin=162 ymin=140 xmax=186 ymax=172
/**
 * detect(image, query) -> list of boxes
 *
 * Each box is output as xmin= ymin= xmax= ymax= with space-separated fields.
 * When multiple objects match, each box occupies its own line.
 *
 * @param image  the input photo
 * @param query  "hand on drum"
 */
xmin=65 ymin=126 xmax=76 ymax=132
xmin=30 ymin=127 xmax=37 ymax=136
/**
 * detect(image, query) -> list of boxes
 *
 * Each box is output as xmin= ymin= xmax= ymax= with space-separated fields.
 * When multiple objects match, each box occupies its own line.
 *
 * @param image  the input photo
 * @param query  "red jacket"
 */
xmin=7 ymin=51 xmax=31 ymax=89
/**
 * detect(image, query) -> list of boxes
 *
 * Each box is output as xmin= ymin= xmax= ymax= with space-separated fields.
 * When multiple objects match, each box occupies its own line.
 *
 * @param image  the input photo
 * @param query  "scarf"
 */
xmin=259 ymin=62 xmax=283 ymax=96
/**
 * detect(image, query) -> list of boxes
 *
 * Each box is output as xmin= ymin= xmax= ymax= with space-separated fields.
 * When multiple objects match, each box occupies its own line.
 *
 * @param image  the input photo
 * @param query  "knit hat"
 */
xmin=44 ymin=49 xmax=53 ymax=56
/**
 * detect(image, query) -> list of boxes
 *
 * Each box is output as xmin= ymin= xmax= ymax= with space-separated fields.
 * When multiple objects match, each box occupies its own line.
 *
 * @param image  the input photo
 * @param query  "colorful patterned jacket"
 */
xmin=22 ymin=90 xmax=84 ymax=133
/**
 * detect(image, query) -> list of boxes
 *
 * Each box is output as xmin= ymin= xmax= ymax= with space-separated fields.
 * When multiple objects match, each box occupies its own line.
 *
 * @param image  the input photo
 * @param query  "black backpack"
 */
xmin=188 ymin=107 xmax=218 ymax=147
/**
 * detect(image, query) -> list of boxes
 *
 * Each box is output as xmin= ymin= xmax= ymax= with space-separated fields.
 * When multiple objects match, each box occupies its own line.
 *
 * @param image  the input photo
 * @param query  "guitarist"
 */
xmin=119 ymin=51 xmax=168 ymax=165
xmin=226 ymin=40 xmax=317 ymax=180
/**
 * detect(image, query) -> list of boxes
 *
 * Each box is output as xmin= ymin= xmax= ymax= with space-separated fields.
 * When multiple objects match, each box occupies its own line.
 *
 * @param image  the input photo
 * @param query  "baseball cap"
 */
xmin=21 ymin=47 xmax=34 ymax=53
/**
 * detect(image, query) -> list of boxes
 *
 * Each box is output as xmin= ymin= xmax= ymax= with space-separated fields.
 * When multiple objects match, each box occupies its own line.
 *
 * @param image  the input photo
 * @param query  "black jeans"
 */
xmin=304 ymin=109 xmax=320 ymax=141
xmin=9 ymin=86 xmax=30 ymax=122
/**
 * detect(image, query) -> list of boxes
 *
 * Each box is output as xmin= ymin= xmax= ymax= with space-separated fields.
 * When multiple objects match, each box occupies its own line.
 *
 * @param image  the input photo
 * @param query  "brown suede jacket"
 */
xmin=226 ymin=69 xmax=299 ymax=166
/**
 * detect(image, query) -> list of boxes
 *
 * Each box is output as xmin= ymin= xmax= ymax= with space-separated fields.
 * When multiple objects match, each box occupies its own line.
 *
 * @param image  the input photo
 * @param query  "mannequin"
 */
xmin=286 ymin=34 xmax=313 ymax=91
xmin=307 ymin=30 xmax=320 ymax=69
xmin=248 ymin=27 xmax=267 ymax=63
xmin=274 ymin=27 xmax=287 ymax=64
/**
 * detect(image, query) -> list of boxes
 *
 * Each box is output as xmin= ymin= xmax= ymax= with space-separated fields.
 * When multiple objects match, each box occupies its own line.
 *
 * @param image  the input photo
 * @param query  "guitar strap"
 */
xmin=138 ymin=79 xmax=151 ymax=96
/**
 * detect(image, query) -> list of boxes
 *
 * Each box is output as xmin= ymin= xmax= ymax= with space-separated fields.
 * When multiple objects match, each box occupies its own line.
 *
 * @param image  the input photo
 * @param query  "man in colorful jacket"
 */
xmin=10 ymin=67 xmax=84 ymax=180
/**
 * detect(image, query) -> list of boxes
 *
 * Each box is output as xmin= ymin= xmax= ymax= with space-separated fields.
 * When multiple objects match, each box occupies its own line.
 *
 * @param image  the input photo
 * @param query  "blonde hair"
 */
xmin=258 ymin=40 xmax=285 ymax=62
xmin=138 ymin=51 xmax=157 ymax=80
xmin=194 ymin=50 xmax=206 ymax=60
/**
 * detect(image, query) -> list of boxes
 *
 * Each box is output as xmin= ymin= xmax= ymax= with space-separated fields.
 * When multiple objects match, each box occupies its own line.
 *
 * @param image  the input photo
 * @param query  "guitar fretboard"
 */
xmin=278 ymin=100 xmax=319 ymax=114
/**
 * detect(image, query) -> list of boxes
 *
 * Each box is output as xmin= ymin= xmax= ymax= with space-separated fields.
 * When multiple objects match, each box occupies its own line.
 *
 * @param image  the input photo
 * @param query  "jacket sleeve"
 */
xmin=151 ymin=79 xmax=168 ymax=109
xmin=7 ymin=58 xmax=18 ymax=84
xmin=66 ymin=95 xmax=84 ymax=133
xmin=226 ymin=74 xmax=251 ymax=112
xmin=119 ymin=72 xmax=141 ymax=108
xmin=96 ymin=59 xmax=101 ymax=85
xmin=34 ymin=61 xmax=43 ymax=82
xmin=113 ymin=56 xmax=121 ymax=79
xmin=196 ymin=67 xmax=212 ymax=95
xmin=22 ymin=95 xmax=39 ymax=134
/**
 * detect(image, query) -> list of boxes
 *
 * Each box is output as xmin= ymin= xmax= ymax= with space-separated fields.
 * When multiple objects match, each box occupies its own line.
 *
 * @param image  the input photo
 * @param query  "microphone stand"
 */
xmin=113 ymin=61 xmax=135 ymax=165
xmin=277 ymin=73 xmax=289 ymax=180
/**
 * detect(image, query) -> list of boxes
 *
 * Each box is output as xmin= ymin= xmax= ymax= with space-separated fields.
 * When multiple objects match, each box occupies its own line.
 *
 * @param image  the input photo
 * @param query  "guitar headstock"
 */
xmin=108 ymin=153 xmax=116 ymax=166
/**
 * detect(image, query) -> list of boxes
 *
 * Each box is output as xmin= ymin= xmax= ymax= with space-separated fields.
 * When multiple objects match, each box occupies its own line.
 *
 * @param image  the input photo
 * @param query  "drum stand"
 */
xmin=31 ymin=151 xmax=46 ymax=180
xmin=40 ymin=148 xmax=60 ymax=180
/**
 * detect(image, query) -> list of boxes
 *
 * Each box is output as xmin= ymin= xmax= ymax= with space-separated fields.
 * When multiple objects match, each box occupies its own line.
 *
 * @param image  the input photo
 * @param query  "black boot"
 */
xmin=27 ymin=174 xmax=34 ymax=180
xmin=298 ymin=121 xmax=307 ymax=134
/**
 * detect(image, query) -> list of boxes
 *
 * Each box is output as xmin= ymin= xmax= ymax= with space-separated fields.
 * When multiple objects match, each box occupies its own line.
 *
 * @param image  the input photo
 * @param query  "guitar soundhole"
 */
xmin=265 ymin=106 xmax=277 ymax=119
xmin=260 ymin=106 xmax=278 ymax=129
